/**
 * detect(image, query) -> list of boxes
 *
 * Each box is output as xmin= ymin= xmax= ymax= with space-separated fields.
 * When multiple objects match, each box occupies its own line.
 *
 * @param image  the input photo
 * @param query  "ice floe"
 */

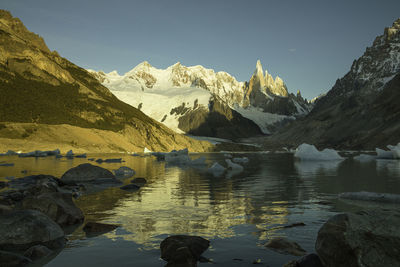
xmin=353 ymin=154 xmax=376 ymax=162
xmin=339 ymin=191 xmax=400 ymax=203
xmin=294 ymin=144 xmax=343 ymax=161
xmin=232 ymin=157 xmax=249 ymax=164
xmin=225 ymin=159 xmax=244 ymax=171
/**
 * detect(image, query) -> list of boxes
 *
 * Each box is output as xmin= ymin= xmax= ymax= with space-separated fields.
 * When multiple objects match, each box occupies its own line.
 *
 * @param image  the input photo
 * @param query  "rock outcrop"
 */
xmin=0 ymin=210 xmax=65 ymax=250
xmin=269 ymin=18 xmax=400 ymax=150
xmin=315 ymin=209 xmax=400 ymax=267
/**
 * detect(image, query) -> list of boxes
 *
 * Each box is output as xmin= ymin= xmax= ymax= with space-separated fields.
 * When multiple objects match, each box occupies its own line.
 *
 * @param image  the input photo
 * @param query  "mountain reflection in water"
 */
xmin=1 ymin=152 xmax=400 ymax=266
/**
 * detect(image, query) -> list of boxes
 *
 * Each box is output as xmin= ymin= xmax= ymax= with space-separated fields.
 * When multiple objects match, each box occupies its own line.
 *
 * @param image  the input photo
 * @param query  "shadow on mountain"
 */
xmin=176 ymin=97 xmax=264 ymax=140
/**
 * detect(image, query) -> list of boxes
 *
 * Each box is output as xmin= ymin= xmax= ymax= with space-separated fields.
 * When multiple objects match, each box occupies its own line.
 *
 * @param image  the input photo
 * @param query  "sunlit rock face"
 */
xmin=270 ymin=18 xmax=400 ymax=150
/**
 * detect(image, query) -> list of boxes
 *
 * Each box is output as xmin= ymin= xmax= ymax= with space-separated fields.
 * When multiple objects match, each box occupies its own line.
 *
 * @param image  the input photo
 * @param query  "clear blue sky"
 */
xmin=2 ymin=0 xmax=400 ymax=100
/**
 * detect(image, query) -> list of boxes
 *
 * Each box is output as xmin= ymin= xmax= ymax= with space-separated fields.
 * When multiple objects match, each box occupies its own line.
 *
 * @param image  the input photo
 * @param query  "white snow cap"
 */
xmin=294 ymin=143 xmax=343 ymax=161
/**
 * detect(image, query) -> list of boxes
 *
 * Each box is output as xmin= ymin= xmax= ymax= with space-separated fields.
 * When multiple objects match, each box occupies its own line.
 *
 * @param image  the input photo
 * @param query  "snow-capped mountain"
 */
xmin=271 ymin=18 xmax=400 ymax=149
xmin=89 ymin=60 xmax=312 ymax=138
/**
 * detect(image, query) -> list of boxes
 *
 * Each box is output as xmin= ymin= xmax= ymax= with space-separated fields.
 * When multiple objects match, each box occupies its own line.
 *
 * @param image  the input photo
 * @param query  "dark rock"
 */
xmin=74 ymin=153 xmax=87 ymax=158
xmin=120 ymin=184 xmax=140 ymax=191
xmin=160 ymin=235 xmax=210 ymax=267
xmin=83 ymin=222 xmax=119 ymax=237
xmin=0 ymin=250 xmax=32 ymax=266
xmin=0 ymin=210 xmax=65 ymax=250
xmin=283 ymin=253 xmax=323 ymax=267
xmin=131 ymin=177 xmax=147 ymax=185
xmin=8 ymin=175 xmax=62 ymax=191
xmin=0 ymin=181 xmax=7 ymax=189
xmin=20 ymin=192 xmax=84 ymax=227
xmin=114 ymin=166 xmax=135 ymax=178
xmin=264 ymin=237 xmax=306 ymax=256
xmin=0 ymin=204 xmax=13 ymax=214
xmin=316 ymin=209 xmax=400 ymax=267
xmin=297 ymin=253 xmax=323 ymax=267
xmin=24 ymin=245 xmax=52 ymax=260
xmin=60 ymin=163 xmax=119 ymax=185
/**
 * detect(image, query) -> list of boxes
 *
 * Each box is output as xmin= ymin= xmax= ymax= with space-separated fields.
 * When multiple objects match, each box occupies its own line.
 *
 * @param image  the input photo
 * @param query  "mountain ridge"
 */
xmin=0 ymin=9 xmax=212 ymax=152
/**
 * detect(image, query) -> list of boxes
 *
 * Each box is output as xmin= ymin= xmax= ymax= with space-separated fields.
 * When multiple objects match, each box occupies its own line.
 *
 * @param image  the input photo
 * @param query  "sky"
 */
xmin=2 ymin=0 xmax=400 ymax=100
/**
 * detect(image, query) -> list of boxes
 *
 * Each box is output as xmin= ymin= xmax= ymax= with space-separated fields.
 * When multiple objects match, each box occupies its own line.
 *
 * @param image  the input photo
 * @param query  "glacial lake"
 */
xmin=1 ymin=152 xmax=400 ymax=266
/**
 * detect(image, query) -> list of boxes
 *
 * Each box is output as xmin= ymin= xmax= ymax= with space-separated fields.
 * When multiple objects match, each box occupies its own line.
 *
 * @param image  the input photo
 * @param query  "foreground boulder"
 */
xmin=160 ymin=235 xmax=210 ymax=267
xmin=20 ymin=192 xmax=84 ymax=227
xmin=61 ymin=163 xmax=121 ymax=185
xmin=283 ymin=253 xmax=323 ymax=267
xmin=0 ymin=210 xmax=65 ymax=250
xmin=316 ymin=209 xmax=400 ymax=267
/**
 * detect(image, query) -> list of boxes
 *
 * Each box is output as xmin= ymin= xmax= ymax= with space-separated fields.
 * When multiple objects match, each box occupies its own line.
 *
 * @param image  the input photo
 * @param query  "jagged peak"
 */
xmin=255 ymin=59 xmax=264 ymax=76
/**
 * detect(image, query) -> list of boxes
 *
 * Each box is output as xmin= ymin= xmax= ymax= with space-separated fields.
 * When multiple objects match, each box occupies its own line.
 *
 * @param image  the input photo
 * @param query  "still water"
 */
xmin=1 ymin=152 xmax=400 ymax=266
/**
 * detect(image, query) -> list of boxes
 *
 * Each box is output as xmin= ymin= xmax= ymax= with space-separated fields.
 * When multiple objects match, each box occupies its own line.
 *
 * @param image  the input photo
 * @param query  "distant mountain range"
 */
xmin=89 ymin=60 xmax=311 ymax=139
xmin=0 ymin=10 xmax=211 ymax=152
xmin=268 ymin=18 xmax=400 ymax=149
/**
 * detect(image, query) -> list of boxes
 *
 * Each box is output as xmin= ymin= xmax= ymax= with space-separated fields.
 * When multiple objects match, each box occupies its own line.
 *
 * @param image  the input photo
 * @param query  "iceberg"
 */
xmin=376 ymin=148 xmax=394 ymax=159
xmin=225 ymin=159 xmax=244 ymax=171
xmin=143 ymin=147 xmax=152 ymax=153
xmin=294 ymin=144 xmax=343 ymax=161
xmin=387 ymin=143 xmax=400 ymax=159
xmin=353 ymin=154 xmax=376 ymax=161
xmin=207 ymin=162 xmax=226 ymax=177
xmin=165 ymin=149 xmax=191 ymax=165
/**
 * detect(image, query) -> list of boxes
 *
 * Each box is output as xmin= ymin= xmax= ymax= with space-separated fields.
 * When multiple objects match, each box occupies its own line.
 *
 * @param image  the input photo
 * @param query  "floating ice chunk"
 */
xmin=225 ymin=159 xmax=244 ymax=171
xmin=232 ymin=157 xmax=249 ymax=164
xmin=75 ymin=153 xmax=87 ymax=158
xmin=294 ymin=144 xmax=343 ymax=161
xmin=387 ymin=143 xmax=400 ymax=159
xmin=339 ymin=191 xmax=400 ymax=203
xmin=144 ymin=147 xmax=152 ymax=153
xmin=66 ymin=150 xmax=74 ymax=157
xmin=190 ymin=156 xmax=207 ymax=166
xmin=114 ymin=166 xmax=136 ymax=178
xmin=165 ymin=149 xmax=191 ymax=165
xmin=208 ymin=162 xmax=226 ymax=177
xmin=353 ymin=154 xmax=376 ymax=161
xmin=0 ymin=150 xmax=18 ymax=156
xmin=224 ymin=153 xmax=233 ymax=158
xmin=0 ymin=163 xmax=14 ymax=167
xmin=376 ymin=148 xmax=393 ymax=159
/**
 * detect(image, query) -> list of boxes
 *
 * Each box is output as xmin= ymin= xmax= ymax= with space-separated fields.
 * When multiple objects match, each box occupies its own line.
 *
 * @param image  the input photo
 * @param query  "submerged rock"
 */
xmin=0 ymin=250 xmax=32 ymax=266
xmin=315 ymin=209 xmax=400 ymax=267
xmin=120 ymin=184 xmax=140 ymax=191
xmin=20 ymin=192 xmax=84 ymax=227
xmin=264 ymin=237 xmax=306 ymax=256
xmin=83 ymin=222 xmax=119 ymax=237
xmin=0 ymin=210 xmax=65 ymax=250
xmin=61 ymin=163 xmax=120 ymax=185
xmin=24 ymin=244 xmax=53 ymax=260
xmin=131 ymin=177 xmax=147 ymax=185
xmin=160 ymin=235 xmax=210 ymax=267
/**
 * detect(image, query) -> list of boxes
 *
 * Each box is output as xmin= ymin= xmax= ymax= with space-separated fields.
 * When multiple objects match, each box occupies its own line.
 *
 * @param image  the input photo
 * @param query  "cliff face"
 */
xmin=268 ymin=18 xmax=400 ymax=150
xmin=0 ymin=10 xmax=212 ymax=152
